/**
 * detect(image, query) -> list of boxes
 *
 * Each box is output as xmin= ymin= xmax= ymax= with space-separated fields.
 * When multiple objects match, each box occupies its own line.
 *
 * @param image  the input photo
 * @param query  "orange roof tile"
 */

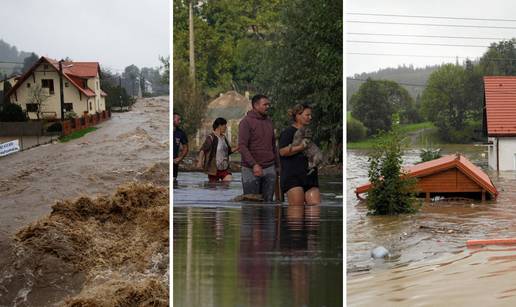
xmin=484 ymin=76 xmax=516 ymax=136
xmin=355 ymin=154 xmax=498 ymax=199
xmin=6 ymin=56 xmax=105 ymax=99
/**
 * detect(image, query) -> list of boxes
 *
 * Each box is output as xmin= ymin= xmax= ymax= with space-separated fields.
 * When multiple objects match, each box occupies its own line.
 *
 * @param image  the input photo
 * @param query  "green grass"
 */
xmin=398 ymin=122 xmax=435 ymax=134
xmin=59 ymin=127 xmax=98 ymax=142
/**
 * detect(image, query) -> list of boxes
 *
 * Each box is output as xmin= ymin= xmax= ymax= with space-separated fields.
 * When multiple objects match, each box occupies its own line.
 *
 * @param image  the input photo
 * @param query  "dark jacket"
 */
xmin=238 ymin=110 xmax=279 ymax=169
xmin=200 ymin=133 xmax=233 ymax=175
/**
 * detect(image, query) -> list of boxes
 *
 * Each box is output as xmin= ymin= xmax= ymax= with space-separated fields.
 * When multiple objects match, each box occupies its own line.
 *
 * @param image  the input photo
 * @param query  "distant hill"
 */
xmin=0 ymin=39 xmax=34 ymax=77
xmin=347 ymin=65 xmax=441 ymax=106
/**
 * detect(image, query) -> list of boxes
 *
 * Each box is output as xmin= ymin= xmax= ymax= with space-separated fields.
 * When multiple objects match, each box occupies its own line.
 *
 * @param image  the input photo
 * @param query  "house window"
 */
xmin=83 ymin=80 xmax=88 ymax=88
xmin=41 ymin=79 xmax=55 ymax=94
xmin=89 ymin=101 xmax=92 ymax=110
xmin=26 ymin=103 xmax=38 ymax=112
xmin=96 ymin=81 xmax=99 ymax=90
xmin=43 ymin=64 xmax=49 ymax=70
xmin=65 ymin=82 xmax=69 ymax=87
xmin=26 ymin=83 xmax=31 ymax=88
xmin=64 ymin=103 xmax=73 ymax=112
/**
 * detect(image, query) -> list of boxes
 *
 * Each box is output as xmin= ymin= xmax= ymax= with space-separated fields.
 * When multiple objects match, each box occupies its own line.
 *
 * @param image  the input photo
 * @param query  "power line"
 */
xmin=347 ymin=32 xmax=507 ymax=41
xmin=347 ymin=52 xmax=465 ymax=59
xmin=0 ymin=61 xmax=23 ymax=65
xmin=347 ymin=12 xmax=516 ymax=23
xmin=347 ymin=40 xmax=488 ymax=48
xmin=347 ymin=20 xmax=516 ymax=30
xmin=347 ymin=77 xmax=427 ymax=87
xmin=348 ymin=52 xmax=516 ymax=62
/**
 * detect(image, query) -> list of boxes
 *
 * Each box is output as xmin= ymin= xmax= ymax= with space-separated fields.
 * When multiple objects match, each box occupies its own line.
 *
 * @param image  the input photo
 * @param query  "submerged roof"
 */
xmin=355 ymin=154 xmax=498 ymax=198
xmin=484 ymin=76 xmax=516 ymax=136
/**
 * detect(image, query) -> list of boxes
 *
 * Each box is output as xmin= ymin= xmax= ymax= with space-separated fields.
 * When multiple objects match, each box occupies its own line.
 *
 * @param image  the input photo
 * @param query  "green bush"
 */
xmin=0 ymin=103 xmax=27 ymax=122
xmin=367 ymin=122 xmax=418 ymax=215
xmin=347 ymin=117 xmax=367 ymax=142
xmin=46 ymin=122 xmax=62 ymax=132
xmin=419 ymin=148 xmax=442 ymax=163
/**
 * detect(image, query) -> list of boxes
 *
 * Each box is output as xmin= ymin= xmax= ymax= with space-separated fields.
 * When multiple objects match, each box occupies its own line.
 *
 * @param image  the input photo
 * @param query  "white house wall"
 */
xmin=488 ymin=137 xmax=516 ymax=171
xmin=11 ymin=64 xmax=106 ymax=119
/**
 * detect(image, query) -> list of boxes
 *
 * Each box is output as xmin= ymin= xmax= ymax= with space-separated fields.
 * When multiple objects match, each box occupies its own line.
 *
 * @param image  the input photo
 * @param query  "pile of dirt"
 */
xmin=2 ymin=183 xmax=169 ymax=306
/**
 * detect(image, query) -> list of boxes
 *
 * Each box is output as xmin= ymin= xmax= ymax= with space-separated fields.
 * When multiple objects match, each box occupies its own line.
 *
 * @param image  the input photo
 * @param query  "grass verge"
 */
xmin=59 ymin=127 xmax=98 ymax=143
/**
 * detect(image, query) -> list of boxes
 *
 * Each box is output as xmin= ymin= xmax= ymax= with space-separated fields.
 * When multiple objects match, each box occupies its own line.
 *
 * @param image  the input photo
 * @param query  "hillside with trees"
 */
xmin=347 ymin=65 xmax=441 ymax=105
xmin=0 ymin=40 xmax=36 ymax=76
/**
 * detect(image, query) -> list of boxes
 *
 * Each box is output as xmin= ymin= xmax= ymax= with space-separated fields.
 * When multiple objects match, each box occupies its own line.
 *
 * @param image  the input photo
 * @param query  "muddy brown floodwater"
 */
xmin=348 ymin=146 xmax=516 ymax=305
xmin=0 ymin=97 xmax=169 ymax=306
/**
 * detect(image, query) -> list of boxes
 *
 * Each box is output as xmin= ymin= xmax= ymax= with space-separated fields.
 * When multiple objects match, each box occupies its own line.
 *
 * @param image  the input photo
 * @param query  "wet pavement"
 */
xmin=173 ymin=172 xmax=343 ymax=307
xmin=0 ymin=97 xmax=169 ymax=306
xmin=347 ymin=146 xmax=516 ymax=305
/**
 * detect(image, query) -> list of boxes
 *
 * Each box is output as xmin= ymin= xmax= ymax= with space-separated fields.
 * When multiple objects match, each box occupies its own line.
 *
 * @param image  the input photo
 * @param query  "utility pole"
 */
xmin=119 ymin=75 xmax=123 ymax=109
xmin=59 ymin=60 xmax=65 ymax=120
xmin=189 ymin=0 xmax=196 ymax=87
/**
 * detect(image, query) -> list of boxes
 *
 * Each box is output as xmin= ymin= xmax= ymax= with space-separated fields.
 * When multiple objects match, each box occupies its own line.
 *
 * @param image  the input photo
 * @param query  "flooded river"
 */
xmin=173 ymin=172 xmax=343 ymax=307
xmin=347 ymin=146 xmax=516 ymax=305
xmin=0 ymin=97 xmax=169 ymax=306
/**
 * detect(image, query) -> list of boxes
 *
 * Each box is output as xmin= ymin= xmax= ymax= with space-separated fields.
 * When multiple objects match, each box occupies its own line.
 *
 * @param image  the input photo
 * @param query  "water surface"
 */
xmin=173 ymin=172 xmax=343 ymax=307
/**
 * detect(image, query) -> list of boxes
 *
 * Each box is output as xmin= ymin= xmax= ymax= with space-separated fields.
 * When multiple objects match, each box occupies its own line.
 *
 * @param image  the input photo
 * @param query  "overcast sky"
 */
xmin=346 ymin=0 xmax=516 ymax=76
xmin=0 ymin=0 xmax=169 ymax=73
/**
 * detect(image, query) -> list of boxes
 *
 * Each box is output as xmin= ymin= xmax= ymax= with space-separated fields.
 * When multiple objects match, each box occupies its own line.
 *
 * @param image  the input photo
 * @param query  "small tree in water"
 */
xmin=367 ymin=119 xmax=418 ymax=215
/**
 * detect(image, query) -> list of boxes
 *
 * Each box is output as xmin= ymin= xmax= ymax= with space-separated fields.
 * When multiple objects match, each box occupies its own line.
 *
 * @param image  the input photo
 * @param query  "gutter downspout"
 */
xmin=497 ymin=138 xmax=500 ymax=173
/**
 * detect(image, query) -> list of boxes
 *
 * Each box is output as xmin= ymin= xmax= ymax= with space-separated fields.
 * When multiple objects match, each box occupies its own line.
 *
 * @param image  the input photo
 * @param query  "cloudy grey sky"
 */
xmin=346 ymin=0 xmax=516 ymax=76
xmin=0 ymin=0 xmax=169 ymax=73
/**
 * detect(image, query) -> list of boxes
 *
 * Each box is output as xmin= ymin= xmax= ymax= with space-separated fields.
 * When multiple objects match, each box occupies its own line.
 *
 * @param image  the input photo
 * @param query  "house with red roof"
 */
xmin=484 ymin=76 xmax=516 ymax=171
xmin=5 ymin=56 xmax=107 ymax=120
xmin=355 ymin=153 xmax=498 ymax=201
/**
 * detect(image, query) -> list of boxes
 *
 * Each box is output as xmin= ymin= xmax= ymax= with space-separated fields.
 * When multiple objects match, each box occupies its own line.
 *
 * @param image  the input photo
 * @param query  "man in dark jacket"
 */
xmin=173 ymin=112 xmax=188 ymax=184
xmin=238 ymin=94 xmax=280 ymax=201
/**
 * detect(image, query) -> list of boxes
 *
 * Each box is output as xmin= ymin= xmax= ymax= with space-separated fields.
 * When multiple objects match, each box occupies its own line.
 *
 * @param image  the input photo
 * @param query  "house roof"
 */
xmin=5 ymin=56 xmax=105 ymax=98
xmin=355 ymin=154 xmax=498 ymax=198
xmin=484 ymin=76 xmax=516 ymax=136
xmin=206 ymin=91 xmax=250 ymax=119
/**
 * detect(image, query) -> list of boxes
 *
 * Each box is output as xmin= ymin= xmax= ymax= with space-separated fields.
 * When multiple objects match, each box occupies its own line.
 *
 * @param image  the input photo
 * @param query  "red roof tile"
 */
xmin=6 ymin=56 xmax=104 ymax=99
xmin=484 ymin=76 xmax=516 ymax=136
xmin=355 ymin=154 xmax=498 ymax=199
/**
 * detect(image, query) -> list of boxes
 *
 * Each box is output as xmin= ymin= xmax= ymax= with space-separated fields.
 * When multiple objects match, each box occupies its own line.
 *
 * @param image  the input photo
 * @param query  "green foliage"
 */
xmin=479 ymin=39 xmax=516 ymax=76
xmin=419 ymin=147 xmax=442 ymax=163
xmin=421 ymin=64 xmax=483 ymax=143
xmin=257 ymin=0 xmax=342 ymax=162
xmin=173 ymin=62 xmax=207 ymax=137
xmin=0 ymin=103 xmax=27 ymax=122
xmin=3 ymin=80 xmax=12 ymax=97
xmin=101 ymin=69 xmax=135 ymax=108
xmin=173 ymin=0 xmax=342 ymax=162
xmin=367 ymin=123 xmax=418 ymax=215
xmin=22 ymin=53 xmax=39 ymax=73
xmin=347 ymin=117 xmax=366 ymax=142
xmin=351 ymin=79 xmax=418 ymax=135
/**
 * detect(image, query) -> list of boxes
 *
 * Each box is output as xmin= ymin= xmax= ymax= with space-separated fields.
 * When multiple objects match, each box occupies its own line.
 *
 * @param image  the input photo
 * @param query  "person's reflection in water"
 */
xmin=238 ymin=206 xmax=276 ymax=306
xmin=283 ymin=205 xmax=321 ymax=307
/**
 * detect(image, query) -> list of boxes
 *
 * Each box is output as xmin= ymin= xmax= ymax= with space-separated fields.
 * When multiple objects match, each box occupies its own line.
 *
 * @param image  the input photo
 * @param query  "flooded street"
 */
xmin=347 ymin=146 xmax=516 ymax=305
xmin=0 ymin=97 xmax=169 ymax=306
xmin=173 ymin=172 xmax=343 ymax=307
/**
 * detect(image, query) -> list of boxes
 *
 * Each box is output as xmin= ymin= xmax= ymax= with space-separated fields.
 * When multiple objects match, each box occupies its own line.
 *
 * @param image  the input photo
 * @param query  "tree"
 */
xmin=367 ymin=120 xmax=418 ymax=215
xmin=479 ymin=39 xmax=516 ymax=76
xmin=420 ymin=64 xmax=482 ymax=142
xmin=0 ymin=103 xmax=27 ymax=122
xmin=256 ymin=0 xmax=343 ymax=162
xmin=351 ymin=79 xmax=418 ymax=135
xmin=28 ymin=84 xmax=49 ymax=120
xmin=22 ymin=53 xmax=39 ymax=73
xmin=123 ymin=64 xmax=140 ymax=97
